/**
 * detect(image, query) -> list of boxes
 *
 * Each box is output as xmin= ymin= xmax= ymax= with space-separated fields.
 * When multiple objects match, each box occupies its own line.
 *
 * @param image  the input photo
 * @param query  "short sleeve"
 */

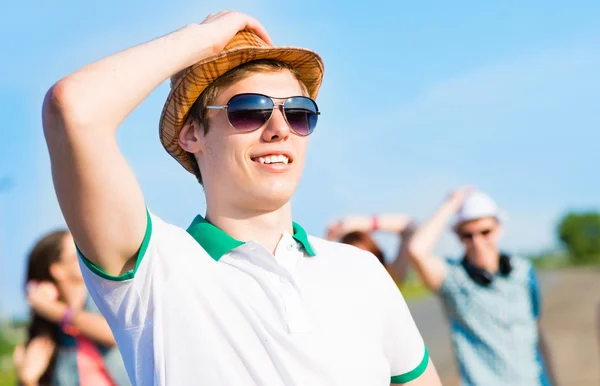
xmin=77 ymin=210 xmax=211 ymax=330
xmin=378 ymin=267 xmax=429 ymax=383
xmin=77 ymin=210 xmax=218 ymax=385
xmin=528 ymin=266 xmax=542 ymax=319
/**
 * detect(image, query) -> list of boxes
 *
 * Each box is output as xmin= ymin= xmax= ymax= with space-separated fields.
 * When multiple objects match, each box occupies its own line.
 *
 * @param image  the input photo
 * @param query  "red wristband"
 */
xmin=371 ymin=216 xmax=379 ymax=231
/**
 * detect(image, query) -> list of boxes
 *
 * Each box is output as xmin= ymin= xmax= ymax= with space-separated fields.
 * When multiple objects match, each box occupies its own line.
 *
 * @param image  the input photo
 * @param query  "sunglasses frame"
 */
xmin=458 ymin=228 xmax=494 ymax=241
xmin=206 ymin=93 xmax=320 ymax=136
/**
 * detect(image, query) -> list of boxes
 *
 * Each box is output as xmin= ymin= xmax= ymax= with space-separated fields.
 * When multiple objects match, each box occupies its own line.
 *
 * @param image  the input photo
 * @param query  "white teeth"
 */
xmin=256 ymin=155 xmax=289 ymax=164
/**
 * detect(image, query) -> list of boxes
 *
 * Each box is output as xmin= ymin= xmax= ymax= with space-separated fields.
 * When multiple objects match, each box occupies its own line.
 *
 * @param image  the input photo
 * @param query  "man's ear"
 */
xmin=179 ymin=118 xmax=204 ymax=154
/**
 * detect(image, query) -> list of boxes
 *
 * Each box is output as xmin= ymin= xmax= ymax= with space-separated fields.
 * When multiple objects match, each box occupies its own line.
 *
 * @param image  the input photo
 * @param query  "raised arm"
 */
xmin=326 ymin=214 xmax=415 ymax=282
xmin=327 ymin=214 xmax=413 ymax=237
xmin=407 ymin=188 xmax=472 ymax=291
xmin=30 ymin=301 xmax=117 ymax=347
xmin=26 ymin=281 xmax=117 ymax=347
xmin=42 ymin=11 xmax=272 ymax=276
xmin=389 ymin=221 xmax=417 ymax=284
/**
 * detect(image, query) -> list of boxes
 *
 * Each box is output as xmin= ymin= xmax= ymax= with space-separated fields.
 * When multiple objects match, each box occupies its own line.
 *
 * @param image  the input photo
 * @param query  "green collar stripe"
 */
xmin=186 ymin=216 xmax=315 ymax=261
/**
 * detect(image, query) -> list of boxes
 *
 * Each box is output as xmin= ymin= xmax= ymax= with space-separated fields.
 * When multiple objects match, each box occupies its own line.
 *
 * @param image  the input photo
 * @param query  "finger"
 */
xmin=210 ymin=12 xmax=273 ymax=45
xmin=201 ymin=13 xmax=216 ymax=23
xmin=202 ymin=10 xmax=228 ymax=23
xmin=243 ymin=16 xmax=273 ymax=45
xmin=25 ymin=281 xmax=38 ymax=294
xmin=461 ymin=187 xmax=477 ymax=197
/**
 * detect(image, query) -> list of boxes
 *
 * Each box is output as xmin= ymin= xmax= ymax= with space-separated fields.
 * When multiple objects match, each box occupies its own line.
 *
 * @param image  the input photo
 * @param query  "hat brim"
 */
xmin=159 ymin=45 xmax=324 ymax=174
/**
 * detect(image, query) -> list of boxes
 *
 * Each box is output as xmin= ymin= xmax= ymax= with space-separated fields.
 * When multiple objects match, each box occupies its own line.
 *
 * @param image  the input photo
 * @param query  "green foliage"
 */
xmin=0 ymin=331 xmax=13 ymax=358
xmin=530 ymin=253 xmax=571 ymax=270
xmin=558 ymin=212 xmax=600 ymax=264
xmin=396 ymin=275 xmax=431 ymax=302
xmin=0 ymin=330 xmax=16 ymax=386
xmin=0 ymin=369 xmax=16 ymax=386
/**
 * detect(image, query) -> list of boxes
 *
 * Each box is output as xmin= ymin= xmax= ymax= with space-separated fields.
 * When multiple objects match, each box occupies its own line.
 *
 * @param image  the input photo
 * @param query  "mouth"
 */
xmin=250 ymin=153 xmax=292 ymax=166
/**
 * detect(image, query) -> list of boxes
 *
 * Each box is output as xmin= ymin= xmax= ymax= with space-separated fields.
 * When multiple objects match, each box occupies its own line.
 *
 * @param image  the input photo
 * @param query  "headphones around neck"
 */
xmin=461 ymin=253 xmax=512 ymax=287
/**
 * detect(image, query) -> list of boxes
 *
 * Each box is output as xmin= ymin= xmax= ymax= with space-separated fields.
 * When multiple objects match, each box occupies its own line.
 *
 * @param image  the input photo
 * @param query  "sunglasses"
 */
xmin=458 ymin=228 xmax=494 ymax=241
xmin=206 ymin=93 xmax=320 ymax=136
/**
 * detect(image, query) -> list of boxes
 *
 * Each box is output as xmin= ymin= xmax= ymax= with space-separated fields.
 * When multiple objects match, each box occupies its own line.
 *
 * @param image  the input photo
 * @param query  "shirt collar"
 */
xmin=186 ymin=215 xmax=316 ymax=261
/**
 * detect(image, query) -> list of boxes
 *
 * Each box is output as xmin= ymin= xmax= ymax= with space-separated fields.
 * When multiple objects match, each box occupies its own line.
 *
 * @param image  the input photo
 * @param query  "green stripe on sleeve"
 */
xmin=78 ymin=209 xmax=152 ymax=281
xmin=390 ymin=346 xmax=429 ymax=384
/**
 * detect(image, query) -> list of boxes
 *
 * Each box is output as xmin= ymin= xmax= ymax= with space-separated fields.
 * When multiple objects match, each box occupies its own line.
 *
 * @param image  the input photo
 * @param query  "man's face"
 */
xmin=456 ymin=217 xmax=501 ymax=268
xmin=197 ymin=70 xmax=310 ymax=212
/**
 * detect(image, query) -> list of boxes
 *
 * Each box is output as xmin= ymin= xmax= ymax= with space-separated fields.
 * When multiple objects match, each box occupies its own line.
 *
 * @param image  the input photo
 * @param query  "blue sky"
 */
xmin=1 ymin=0 xmax=599 ymax=318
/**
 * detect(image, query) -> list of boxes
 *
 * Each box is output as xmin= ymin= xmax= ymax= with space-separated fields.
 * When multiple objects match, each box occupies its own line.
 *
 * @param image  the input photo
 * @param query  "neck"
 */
xmin=205 ymin=201 xmax=294 ymax=255
xmin=57 ymin=281 xmax=86 ymax=308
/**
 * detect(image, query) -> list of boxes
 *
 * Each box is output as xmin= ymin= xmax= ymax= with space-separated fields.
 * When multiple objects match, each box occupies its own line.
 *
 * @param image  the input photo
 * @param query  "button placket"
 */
xmin=238 ymin=236 xmax=313 ymax=334
xmin=276 ymin=236 xmax=314 ymax=333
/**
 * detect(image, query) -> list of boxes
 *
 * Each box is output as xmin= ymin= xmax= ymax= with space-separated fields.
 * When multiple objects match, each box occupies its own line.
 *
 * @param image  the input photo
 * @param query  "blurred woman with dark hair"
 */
xmin=13 ymin=230 xmax=129 ymax=385
xmin=326 ymin=214 xmax=416 ymax=283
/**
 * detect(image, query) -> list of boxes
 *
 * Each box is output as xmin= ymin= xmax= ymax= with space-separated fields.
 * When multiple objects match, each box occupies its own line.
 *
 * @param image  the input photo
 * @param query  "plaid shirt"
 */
xmin=438 ymin=256 xmax=551 ymax=386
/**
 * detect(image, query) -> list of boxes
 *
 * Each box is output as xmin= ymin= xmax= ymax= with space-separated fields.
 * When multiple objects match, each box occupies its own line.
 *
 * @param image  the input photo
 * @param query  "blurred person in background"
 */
xmin=407 ymin=188 xmax=557 ymax=386
xmin=326 ymin=214 xmax=416 ymax=283
xmin=13 ymin=230 xmax=129 ymax=386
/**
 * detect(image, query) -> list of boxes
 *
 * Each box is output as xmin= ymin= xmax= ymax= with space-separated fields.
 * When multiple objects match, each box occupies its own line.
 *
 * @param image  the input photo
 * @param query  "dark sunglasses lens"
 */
xmin=227 ymin=94 xmax=273 ymax=132
xmin=460 ymin=233 xmax=473 ymax=241
xmin=284 ymin=97 xmax=319 ymax=135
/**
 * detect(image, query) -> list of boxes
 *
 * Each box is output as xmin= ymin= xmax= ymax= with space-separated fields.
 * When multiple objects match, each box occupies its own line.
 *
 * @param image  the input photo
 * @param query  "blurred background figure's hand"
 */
xmin=446 ymin=186 xmax=478 ymax=209
xmin=26 ymin=281 xmax=59 ymax=310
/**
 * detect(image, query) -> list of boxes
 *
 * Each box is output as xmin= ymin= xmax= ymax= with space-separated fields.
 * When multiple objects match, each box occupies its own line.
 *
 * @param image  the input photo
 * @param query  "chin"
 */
xmin=257 ymin=189 xmax=294 ymax=210
xmin=249 ymin=183 xmax=296 ymax=210
xmin=473 ymin=254 xmax=497 ymax=267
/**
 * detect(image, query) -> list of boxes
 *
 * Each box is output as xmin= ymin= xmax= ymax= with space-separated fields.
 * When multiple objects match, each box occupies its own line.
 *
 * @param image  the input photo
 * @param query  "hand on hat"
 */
xmin=199 ymin=11 xmax=273 ymax=55
xmin=447 ymin=186 xmax=477 ymax=210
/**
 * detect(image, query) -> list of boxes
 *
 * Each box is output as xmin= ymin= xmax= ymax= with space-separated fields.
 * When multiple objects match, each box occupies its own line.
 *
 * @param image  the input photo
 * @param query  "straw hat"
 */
xmin=158 ymin=29 xmax=325 ymax=173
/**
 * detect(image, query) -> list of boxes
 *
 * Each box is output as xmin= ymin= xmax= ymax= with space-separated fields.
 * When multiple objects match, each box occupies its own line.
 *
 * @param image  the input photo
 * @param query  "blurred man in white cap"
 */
xmin=407 ymin=187 xmax=557 ymax=386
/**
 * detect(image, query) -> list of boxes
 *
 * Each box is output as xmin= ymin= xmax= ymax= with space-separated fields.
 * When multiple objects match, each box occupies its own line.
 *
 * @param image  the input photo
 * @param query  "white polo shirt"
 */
xmin=79 ymin=211 xmax=428 ymax=385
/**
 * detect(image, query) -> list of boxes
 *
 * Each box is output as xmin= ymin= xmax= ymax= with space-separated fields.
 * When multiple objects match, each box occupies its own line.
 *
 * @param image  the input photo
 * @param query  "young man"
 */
xmin=407 ymin=188 xmax=557 ymax=386
xmin=42 ymin=10 xmax=440 ymax=386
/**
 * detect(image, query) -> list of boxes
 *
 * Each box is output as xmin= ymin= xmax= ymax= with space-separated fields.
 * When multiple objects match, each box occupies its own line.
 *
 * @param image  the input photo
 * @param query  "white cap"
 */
xmin=451 ymin=191 xmax=506 ymax=231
